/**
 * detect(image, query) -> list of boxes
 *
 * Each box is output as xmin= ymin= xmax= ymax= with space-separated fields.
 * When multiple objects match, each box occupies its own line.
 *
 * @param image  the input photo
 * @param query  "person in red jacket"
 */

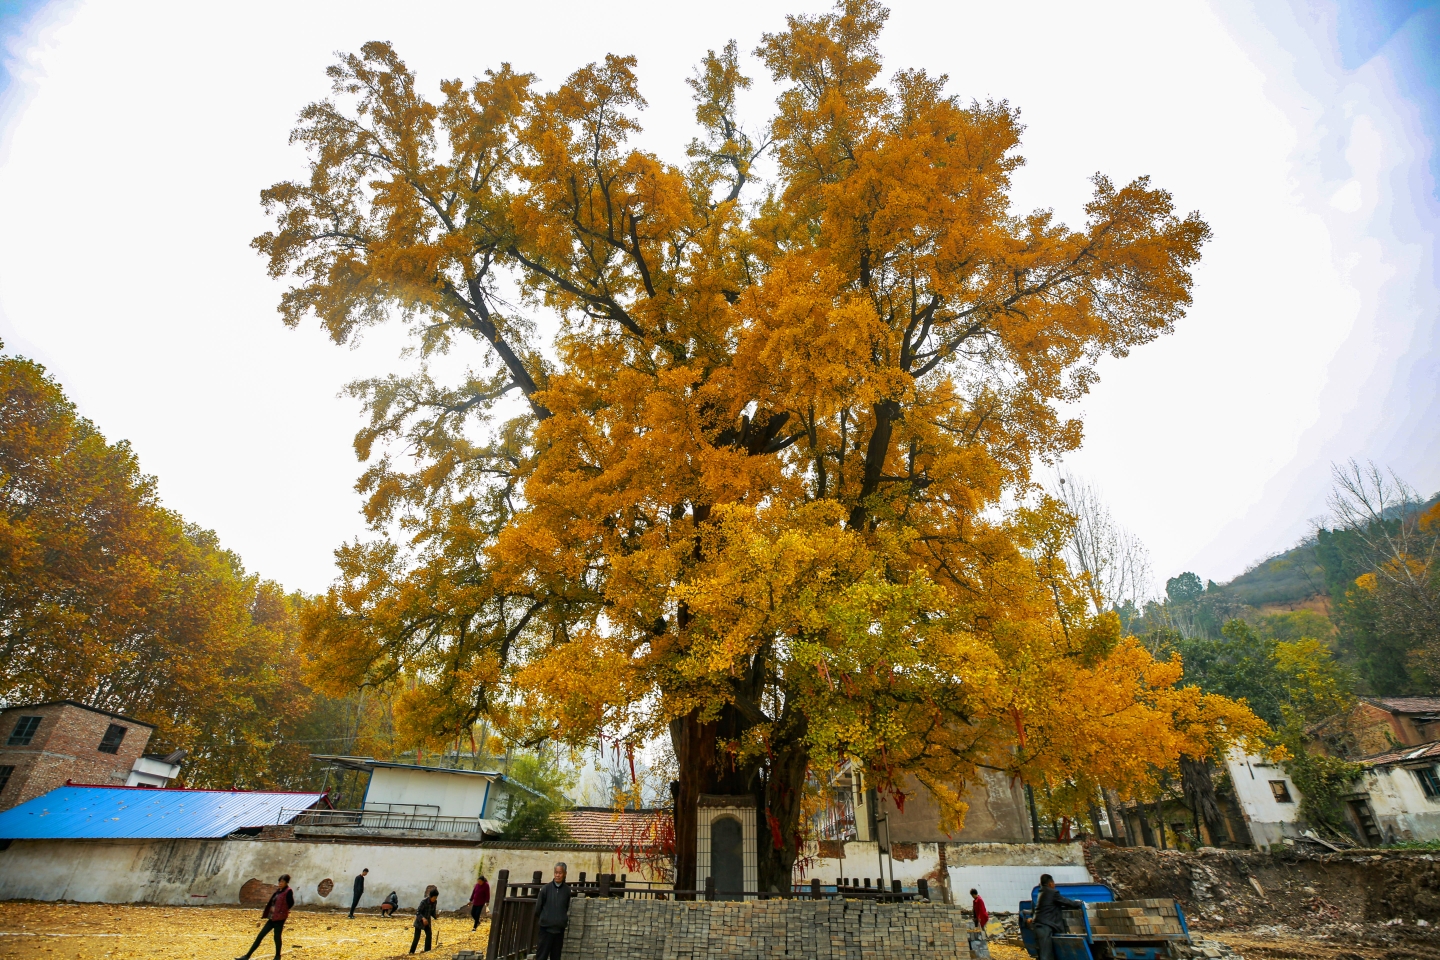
xmin=236 ymin=874 xmax=293 ymax=960
xmin=469 ymin=874 xmax=491 ymax=930
xmin=970 ymin=888 xmax=989 ymax=933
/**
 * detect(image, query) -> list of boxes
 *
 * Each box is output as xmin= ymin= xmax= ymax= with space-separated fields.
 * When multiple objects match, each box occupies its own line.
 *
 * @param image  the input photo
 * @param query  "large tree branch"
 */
xmin=848 ymin=400 xmax=900 ymax=530
xmin=443 ymin=278 xmax=548 ymax=419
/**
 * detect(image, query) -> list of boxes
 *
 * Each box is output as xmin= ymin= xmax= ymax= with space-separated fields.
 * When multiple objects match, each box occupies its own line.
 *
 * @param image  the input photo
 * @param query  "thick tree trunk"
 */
xmin=670 ymin=702 xmax=809 ymax=895
xmin=1102 ymin=789 xmax=1128 ymax=846
xmin=1179 ymin=757 xmax=1228 ymax=847
xmin=670 ymin=705 xmax=751 ymax=893
xmin=1136 ymin=803 xmax=1157 ymax=847
xmin=756 ymin=728 xmax=809 ymax=893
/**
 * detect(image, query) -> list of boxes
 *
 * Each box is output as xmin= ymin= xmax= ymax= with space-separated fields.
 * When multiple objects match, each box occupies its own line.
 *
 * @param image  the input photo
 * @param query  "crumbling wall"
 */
xmin=0 ymin=837 xmax=651 ymax=912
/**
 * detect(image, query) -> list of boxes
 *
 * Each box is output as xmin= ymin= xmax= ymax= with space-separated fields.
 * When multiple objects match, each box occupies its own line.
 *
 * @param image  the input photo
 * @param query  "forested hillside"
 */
xmin=1123 ymin=468 xmax=1440 ymax=701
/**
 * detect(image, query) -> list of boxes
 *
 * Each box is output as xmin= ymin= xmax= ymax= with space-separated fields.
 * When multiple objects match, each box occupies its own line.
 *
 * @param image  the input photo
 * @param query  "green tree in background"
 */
xmin=1166 ymin=572 xmax=1204 ymax=605
xmin=1173 ymin=617 xmax=1360 ymax=837
xmin=501 ymin=796 xmax=574 ymax=843
xmin=1314 ymin=464 xmax=1439 ymax=695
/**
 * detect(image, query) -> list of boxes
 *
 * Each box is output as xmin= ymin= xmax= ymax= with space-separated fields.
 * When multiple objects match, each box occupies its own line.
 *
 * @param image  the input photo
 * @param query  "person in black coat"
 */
xmin=410 ymin=885 xmax=439 ymax=953
xmin=534 ymin=863 xmax=572 ymax=960
xmin=349 ymin=868 xmax=369 ymax=918
xmin=1032 ymin=874 xmax=1083 ymax=960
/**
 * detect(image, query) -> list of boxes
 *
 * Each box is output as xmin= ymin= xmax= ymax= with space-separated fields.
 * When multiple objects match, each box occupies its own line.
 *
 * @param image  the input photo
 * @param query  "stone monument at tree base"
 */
xmin=694 ymin=795 xmax=758 ymax=898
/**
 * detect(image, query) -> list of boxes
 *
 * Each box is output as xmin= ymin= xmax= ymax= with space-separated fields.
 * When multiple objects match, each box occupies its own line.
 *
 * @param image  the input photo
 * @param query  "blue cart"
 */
xmin=1018 ymin=883 xmax=1191 ymax=960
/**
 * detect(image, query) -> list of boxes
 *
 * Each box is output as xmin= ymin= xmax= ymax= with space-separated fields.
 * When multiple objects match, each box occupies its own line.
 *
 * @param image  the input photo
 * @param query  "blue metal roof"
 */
xmin=0 ymin=785 xmax=327 ymax=840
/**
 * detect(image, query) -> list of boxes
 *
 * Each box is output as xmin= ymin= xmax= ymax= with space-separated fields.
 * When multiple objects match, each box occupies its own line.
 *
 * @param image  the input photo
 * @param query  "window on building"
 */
xmin=0 ymin=765 xmax=13 ymax=795
xmin=98 ymin=723 xmax=127 ymax=754
xmin=1413 ymin=766 xmax=1440 ymax=799
xmin=7 ymin=716 xmax=41 ymax=746
xmin=1269 ymin=780 xmax=1294 ymax=803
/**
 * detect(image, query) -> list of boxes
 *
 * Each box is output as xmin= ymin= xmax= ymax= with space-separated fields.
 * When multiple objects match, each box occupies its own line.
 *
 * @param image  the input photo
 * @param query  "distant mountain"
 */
xmin=1216 ymin=491 xmax=1440 ymax=609
xmin=1219 ymin=540 xmax=1326 ymax=608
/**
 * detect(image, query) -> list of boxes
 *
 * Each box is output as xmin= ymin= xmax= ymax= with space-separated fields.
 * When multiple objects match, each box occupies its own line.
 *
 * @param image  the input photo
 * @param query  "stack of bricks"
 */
xmin=1085 ymin=899 xmax=1184 ymax=939
xmin=560 ymin=897 xmax=972 ymax=960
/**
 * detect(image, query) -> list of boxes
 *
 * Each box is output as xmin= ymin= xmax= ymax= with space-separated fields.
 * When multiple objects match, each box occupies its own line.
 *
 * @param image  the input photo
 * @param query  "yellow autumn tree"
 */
xmin=260 ymin=1 xmax=1263 ymax=887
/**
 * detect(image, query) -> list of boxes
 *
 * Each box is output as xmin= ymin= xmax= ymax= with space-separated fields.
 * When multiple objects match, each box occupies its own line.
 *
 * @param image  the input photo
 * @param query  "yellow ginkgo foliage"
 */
xmin=262 ymin=0 xmax=1262 ymax=888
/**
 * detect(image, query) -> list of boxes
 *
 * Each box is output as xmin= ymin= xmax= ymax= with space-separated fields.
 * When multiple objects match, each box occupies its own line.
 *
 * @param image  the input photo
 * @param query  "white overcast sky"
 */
xmin=1 ymin=0 xmax=1436 ymax=595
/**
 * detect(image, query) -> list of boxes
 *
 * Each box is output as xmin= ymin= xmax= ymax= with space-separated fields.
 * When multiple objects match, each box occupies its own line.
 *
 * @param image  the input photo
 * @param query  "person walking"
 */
xmin=349 ymin=868 xmax=369 ymax=919
xmin=1032 ymin=873 xmax=1083 ymax=960
xmin=410 ymin=884 xmax=439 ymax=954
xmin=970 ymin=887 xmax=989 ymax=934
xmin=533 ymin=862 xmax=572 ymax=960
xmin=469 ymin=874 xmax=491 ymax=930
xmin=235 ymin=874 xmax=293 ymax=960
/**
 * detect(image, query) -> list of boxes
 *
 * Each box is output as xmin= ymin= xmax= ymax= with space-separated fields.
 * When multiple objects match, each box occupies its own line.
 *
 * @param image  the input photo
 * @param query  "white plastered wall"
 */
xmin=0 ymin=838 xmax=660 ymax=911
xmin=363 ymin=767 xmax=492 ymax=819
xmin=1225 ymin=749 xmax=1302 ymax=848
xmin=1362 ymin=765 xmax=1440 ymax=843
xmin=800 ymin=840 xmax=1089 ymax=908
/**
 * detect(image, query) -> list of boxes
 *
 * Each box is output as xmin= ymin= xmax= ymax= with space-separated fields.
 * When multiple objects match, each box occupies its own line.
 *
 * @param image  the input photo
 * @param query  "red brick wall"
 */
xmin=0 ymin=703 xmax=153 ymax=811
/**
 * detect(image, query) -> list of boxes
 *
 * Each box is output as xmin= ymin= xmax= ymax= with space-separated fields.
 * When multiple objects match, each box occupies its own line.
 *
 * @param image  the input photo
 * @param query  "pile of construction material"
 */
xmin=1172 ymin=937 xmax=1245 ymax=959
xmin=1085 ymin=899 xmax=1187 ymax=939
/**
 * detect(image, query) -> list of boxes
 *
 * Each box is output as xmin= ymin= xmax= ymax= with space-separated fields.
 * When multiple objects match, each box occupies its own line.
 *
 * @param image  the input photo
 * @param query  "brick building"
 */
xmin=1309 ymin=696 xmax=1440 ymax=758
xmin=0 ymin=701 xmax=161 ymax=811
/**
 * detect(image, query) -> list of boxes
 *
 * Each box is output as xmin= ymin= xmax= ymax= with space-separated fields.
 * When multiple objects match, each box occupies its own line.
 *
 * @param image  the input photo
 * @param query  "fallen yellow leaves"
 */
xmin=0 ymin=901 xmax=490 ymax=960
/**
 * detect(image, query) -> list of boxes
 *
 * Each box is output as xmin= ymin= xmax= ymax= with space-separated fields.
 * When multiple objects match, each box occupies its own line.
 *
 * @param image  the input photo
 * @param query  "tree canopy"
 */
xmin=0 ymin=344 xmax=338 ymax=788
xmin=259 ymin=0 xmax=1262 ymax=886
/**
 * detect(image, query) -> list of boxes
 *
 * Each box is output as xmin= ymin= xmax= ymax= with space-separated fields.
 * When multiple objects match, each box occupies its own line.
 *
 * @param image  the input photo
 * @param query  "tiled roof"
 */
xmin=1359 ymin=740 xmax=1440 ymax=768
xmin=1362 ymin=696 xmax=1440 ymax=716
xmin=556 ymin=807 xmax=666 ymax=846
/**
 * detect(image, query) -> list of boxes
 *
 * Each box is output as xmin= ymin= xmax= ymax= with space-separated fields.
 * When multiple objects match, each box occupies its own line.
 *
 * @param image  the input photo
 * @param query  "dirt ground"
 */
xmin=0 ymin=902 xmax=491 ymax=960
xmin=0 ymin=899 xmax=1431 ymax=960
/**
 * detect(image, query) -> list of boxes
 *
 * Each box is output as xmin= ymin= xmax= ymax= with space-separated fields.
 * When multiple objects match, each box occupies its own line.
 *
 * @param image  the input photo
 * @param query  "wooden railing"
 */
xmin=482 ymin=869 xmax=933 ymax=960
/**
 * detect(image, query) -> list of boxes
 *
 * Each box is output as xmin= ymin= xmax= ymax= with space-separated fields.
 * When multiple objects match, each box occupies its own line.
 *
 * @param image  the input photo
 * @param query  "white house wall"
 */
xmin=0 ymin=836 xmax=1089 ymax=911
xmin=1363 ymin=767 xmax=1440 ymax=843
xmin=1225 ymin=750 xmax=1302 ymax=848
xmin=801 ymin=840 xmax=1089 ymax=908
xmin=0 ymin=839 xmax=659 ymax=911
xmin=363 ymin=768 xmax=491 ymax=819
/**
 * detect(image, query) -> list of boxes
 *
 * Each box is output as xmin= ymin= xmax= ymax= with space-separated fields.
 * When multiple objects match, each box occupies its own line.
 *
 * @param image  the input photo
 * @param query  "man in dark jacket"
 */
xmin=349 ymin=868 xmax=369 ymax=918
xmin=533 ymin=862 xmax=572 ymax=960
xmin=236 ymin=874 xmax=293 ymax=960
xmin=1032 ymin=874 xmax=1083 ymax=960
xmin=410 ymin=884 xmax=439 ymax=953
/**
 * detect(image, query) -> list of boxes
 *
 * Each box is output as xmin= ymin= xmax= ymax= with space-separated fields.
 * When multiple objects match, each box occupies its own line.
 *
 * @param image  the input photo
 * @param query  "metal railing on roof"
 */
xmin=281 ymin=807 xmax=484 ymax=834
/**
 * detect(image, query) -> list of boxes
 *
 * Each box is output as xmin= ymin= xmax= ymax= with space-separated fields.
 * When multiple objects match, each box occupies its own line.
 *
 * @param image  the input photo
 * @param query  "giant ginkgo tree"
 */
xmin=258 ymin=0 xmax=1266 ymax=889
